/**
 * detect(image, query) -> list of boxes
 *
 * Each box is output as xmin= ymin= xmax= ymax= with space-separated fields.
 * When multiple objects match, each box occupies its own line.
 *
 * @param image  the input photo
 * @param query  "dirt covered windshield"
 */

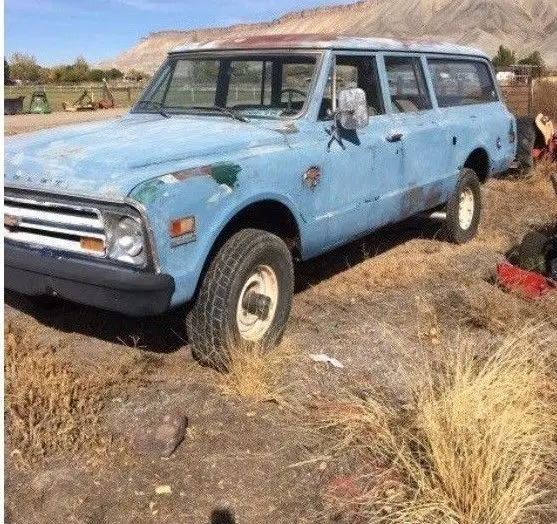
xmin=134 ymin=53 xmax=321 ymax=119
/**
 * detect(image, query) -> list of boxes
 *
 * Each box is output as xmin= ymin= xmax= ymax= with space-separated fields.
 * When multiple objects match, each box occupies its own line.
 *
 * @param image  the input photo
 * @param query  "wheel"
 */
xmin=187 ymin=228 xmax=294 ymax=370
xmin=517 ymin=231 xmax=549 ymax=273
xmin=515 ymin=116 xmax=535 ymax=176
xmin=445 ymin=168 xmax=482 ymax=244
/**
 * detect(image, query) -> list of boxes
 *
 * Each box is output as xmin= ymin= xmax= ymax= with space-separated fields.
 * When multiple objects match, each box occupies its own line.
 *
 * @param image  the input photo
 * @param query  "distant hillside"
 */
xmin=100 ymin=0 xmax=557 ymax=73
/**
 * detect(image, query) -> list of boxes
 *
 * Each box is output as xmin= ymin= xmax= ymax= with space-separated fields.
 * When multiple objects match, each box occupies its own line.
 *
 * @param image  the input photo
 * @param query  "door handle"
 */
xmin=386 ymin=133 xmax=403 ymax=143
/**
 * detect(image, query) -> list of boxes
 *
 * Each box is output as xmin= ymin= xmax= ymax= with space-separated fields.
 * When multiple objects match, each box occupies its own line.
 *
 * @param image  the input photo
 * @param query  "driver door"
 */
xmin=308 ymin=53 xmax=404 ymax=248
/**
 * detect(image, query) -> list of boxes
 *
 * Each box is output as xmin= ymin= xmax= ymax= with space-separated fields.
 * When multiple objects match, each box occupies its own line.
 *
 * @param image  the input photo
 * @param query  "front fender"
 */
xmin=131 ymin=171 xmax=306 ymax=306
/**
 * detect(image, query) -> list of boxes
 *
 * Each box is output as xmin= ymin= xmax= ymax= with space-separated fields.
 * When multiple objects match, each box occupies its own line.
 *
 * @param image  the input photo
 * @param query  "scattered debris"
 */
xmin=533 ymin=113 xmax=557 ymax=163
xmin=497 ymin=261 xmax=556 ymax=299
xmin=309 ymin=353 xmax=344 ymax=368
xmin=155 ymin=485 xmax=172 ymax=495
xmin=497 ymin=173 xmax=557 ymax=298
xmin=514 ymin=113 xmax=557 ymax=175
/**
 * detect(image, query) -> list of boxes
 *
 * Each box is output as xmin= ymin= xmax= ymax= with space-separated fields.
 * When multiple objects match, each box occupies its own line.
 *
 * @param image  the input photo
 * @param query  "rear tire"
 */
xmin=186 ymin=228 xmax=294 ymax=370
xmin=445 ymin=168 xmax=482 ymax=244
xmin=515 ymin=116 xmax=535 ymax=176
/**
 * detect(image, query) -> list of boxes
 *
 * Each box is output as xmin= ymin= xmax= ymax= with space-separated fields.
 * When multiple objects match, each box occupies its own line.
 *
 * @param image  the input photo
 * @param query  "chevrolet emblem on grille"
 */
xmin=4 ymin=214 xmax=20 ymax=228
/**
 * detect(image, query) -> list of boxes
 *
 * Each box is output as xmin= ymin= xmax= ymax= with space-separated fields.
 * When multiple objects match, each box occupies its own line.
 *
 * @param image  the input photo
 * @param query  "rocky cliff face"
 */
xmin=100 ymin=0 xmax=557 ymax=73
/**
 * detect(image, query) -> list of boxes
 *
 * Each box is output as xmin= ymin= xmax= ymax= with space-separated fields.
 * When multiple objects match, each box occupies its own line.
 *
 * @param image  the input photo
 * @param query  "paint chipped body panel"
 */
xmin=4 ymin=38 xmax=515 ymax=314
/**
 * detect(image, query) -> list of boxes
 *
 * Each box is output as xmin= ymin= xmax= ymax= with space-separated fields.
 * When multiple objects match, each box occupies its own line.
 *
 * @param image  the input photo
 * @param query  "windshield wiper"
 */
xmin=191 ymin=105 xmax=249 ymax=123
xmin=136 ymin=100 xmax=170 ymax=118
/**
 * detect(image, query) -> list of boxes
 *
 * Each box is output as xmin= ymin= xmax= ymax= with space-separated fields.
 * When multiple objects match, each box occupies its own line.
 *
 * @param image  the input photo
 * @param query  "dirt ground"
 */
xmin=4 ymin=108 xmax=127 ymax=136
xmin=4 ymin=112 xmax=557 ymax=524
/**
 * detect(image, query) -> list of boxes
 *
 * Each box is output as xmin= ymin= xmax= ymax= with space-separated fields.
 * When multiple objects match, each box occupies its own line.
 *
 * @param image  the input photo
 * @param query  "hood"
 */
xmin=4 ymin=113 xmax=289 ymax=199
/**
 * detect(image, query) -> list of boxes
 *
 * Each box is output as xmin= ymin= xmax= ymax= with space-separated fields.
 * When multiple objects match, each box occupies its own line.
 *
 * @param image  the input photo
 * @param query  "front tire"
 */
xmin=187 ymin=229 xmax=294 ymax=370
xmin=445 ymin=168 xmax=482 ymax=244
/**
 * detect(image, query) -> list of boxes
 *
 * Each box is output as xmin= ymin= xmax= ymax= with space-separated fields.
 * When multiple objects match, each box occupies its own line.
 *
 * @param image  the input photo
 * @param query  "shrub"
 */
xmin=318 ymin=331 xmax=557 ymax=523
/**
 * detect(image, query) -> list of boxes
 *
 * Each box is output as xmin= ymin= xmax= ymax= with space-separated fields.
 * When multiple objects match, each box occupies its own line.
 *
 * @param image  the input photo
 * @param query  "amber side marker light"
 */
xmin=80 ymin=237 xmax=105 ymax=253
xmin=169 ymin=216 xmax=196 ymax=238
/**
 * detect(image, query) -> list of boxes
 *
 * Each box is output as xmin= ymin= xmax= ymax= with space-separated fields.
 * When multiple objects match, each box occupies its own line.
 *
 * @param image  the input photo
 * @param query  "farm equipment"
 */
xmin=497 ymin=173 xmax=557 ymax=298
xmin=62 ymin=89 xmax=96 ymax=112
xmin=5 ymin=90 xmax=51 ymax=115
xmin=97 ymin=78 xmax=115 ymax=109
xmin=62 ymin=80 xmax=115 ymax=112
xmin=28 ymin=89 xmax=51 ymax=114
xmin=4 ymin=95 xmax=25 ymax=115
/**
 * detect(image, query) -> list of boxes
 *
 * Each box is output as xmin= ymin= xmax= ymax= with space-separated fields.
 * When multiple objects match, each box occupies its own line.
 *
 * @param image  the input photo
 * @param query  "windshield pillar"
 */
xmin=270 ymin=60 xmax=283 ymax=107
xmin=215 ymin=59 xmax=231 ymax=108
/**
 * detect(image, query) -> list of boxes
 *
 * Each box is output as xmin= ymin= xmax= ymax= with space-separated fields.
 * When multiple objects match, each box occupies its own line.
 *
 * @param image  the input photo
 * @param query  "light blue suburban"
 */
xmin=4 ymin=35 xmax=516 ymax=362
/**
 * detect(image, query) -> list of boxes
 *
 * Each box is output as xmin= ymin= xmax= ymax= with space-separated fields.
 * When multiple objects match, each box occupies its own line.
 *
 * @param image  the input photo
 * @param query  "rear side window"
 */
xmin=384 ymin=56 xmax=432 ymax=113
xmin=428 ymin=59 xmax=498 ymax=107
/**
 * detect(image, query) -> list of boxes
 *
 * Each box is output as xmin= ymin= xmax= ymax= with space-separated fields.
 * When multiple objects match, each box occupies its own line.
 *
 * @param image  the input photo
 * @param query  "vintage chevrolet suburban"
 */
xmin=4 ymin=35 xmax=516 ymax=367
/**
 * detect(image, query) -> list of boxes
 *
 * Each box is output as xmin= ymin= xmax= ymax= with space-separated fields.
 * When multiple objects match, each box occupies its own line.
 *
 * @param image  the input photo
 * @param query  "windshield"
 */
xmin=133 ymin=53 xmax=320 ymax=119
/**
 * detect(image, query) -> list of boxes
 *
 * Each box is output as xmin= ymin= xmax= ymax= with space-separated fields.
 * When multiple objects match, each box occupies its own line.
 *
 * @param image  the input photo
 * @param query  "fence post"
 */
xmin=528 ymin=77 xmax=534 ymax=115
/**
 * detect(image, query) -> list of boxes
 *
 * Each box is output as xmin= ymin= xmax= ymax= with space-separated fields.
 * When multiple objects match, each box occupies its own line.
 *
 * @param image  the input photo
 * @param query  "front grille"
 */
xmin=4 ymin=195 xmax=107 ymax=257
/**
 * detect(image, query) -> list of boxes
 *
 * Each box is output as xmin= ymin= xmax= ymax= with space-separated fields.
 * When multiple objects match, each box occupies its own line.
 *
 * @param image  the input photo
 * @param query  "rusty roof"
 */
xmin=170 ymin=34 xmax=487 ymax=58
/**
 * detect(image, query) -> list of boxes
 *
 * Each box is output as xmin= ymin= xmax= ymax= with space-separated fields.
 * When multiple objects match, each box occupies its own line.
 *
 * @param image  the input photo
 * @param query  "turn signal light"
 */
xmin=169 ymin=216 xmax=196 ymax=238
xmin=80 ymin=237 xmax=105 ymax=252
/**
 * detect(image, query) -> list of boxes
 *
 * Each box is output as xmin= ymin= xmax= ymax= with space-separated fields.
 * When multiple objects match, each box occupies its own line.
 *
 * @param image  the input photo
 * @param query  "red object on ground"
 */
xmin=497 ymin=262 xmax=556 ymax=299
xmin=533 ymin=137 xmax=557 ymax=163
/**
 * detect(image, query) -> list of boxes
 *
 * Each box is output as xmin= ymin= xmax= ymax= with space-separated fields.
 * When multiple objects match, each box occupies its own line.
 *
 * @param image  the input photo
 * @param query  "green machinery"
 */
xmin=28 ymin=89 xmax=51 ymax=114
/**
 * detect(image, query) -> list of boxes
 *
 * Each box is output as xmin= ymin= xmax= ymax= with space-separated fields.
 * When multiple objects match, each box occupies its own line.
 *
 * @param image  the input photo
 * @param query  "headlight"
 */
xmin=106 ymin=215 xmax=146 ymax=266
xmin=116 ymin=217 xmax=143 ymax=256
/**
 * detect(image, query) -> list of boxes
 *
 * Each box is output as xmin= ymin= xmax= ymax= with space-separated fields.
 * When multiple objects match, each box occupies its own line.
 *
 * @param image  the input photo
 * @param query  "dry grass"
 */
xmin=3 ymin=320 xmax=146 ymax=460
xmin=217 ymin=341 xmax=295 ymax=402
xmin=4 ymin=321 xmax=107 ymax=458
xmin=533 ymin=81 xmax=557 ymax=121
xmin=317 ymin=330 xmax=557 ymax=524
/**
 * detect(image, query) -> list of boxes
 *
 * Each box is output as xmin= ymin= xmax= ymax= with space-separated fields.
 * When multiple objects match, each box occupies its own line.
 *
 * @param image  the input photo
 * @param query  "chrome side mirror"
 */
xmin=337 ymin=87 xmax=369 ymax=130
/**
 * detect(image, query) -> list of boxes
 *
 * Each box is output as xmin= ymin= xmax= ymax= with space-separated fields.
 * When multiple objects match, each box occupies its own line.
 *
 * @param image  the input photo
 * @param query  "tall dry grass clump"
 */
xmin=318 ymin=332 xmax=556 ymax=524
xmin=4 ymin=321 xmax=105 ymax=458
xmin=217 ymin=341 xmax=294 ymax=402
xmin=533 ymin=81 xmax=557 ymax=120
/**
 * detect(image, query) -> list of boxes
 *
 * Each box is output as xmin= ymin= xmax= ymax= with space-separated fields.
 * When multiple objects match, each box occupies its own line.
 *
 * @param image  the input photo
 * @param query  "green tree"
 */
xmin=9 ymin=52 xmax=41 ymax=82
xmin=38 ymin=66 xmax=54 ymax=84
xmin=126 ymin=69 xmax=147 ymax=81
xmin=89 ymin=68 xmax=106 ymax=82
xmin=49 ymin=65 xmax=65 ymax=83
xmin=518 ymin=51 xmax=544 ymax=68
xmin=4 ymin=58 xmax=10 ymax=84
xmin=105 ymin=67 xmax=124 ymax=80
xmin=492 ymin=45 xmax=516 ymax=68
xmin=71 ymin=56 xmax=90 ymax=82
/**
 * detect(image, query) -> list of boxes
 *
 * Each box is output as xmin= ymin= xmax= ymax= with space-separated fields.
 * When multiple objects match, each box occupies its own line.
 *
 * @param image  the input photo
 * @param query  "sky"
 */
xmin=5 ymin=0 xmax=356 ymax=66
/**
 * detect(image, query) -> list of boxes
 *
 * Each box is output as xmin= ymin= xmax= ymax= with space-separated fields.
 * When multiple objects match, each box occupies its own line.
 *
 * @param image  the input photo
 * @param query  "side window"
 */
xmin=320 ymin=55 xmax=384 ymax=120
xmin=228 ymin=60 xmax=271 ymax=107
xmin=165 ymin=59 xmax=219 ymax=108
xmin=282 ymin=62 xmax=315 ymax=104
xmin=384 ymin=56 xmax=432 ymax=113
xmin=428 ymin=59 xmax=499 ymax=107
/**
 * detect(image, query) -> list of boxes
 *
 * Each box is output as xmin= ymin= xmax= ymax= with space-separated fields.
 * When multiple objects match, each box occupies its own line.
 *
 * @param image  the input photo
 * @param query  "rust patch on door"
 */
xmin=303 ymin=166 xmax=321 ymax=190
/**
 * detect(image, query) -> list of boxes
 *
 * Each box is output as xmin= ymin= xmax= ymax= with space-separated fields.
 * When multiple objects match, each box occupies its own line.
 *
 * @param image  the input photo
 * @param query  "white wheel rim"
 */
xmin=459 ymin=187 xmax=475 ymax=230
xmin=236 ymin=265 xmax=279 ymax=342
